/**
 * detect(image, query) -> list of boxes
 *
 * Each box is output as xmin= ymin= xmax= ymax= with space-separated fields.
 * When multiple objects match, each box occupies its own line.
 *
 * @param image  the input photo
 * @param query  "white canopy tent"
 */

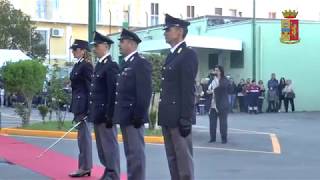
xmin=0 ymin=49 xmax=31 ymax=67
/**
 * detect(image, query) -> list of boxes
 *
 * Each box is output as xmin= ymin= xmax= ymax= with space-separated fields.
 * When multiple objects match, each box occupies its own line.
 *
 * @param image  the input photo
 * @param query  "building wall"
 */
xmin=207 ymin=20 xmax=320 ymax=111
xmin=198 ymin=20 xmax=320 ymax=111
xmin=203 ymin=22 xmax=253 ymax=82
xmin=109 ymin=18 xmax=320 ymax=111
xmin=10 ymin=0 xmax=320 ymax=27
xmin=257 ymin=21 xmax=320 ymax=111
xmin=34 ymin=22 xmax=121 ymax=62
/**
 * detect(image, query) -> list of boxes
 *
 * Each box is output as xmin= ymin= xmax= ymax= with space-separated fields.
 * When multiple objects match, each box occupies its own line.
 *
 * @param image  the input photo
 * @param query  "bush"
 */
xmin=14 ymin=103 xmax=28 ymax=127
xmin=2 ymin=60 xmax=47 ymax=126
xmin=149 ymin=110 xmax=157 ymax=130
xmin=38 ymin=105 xmax=49 ymax=123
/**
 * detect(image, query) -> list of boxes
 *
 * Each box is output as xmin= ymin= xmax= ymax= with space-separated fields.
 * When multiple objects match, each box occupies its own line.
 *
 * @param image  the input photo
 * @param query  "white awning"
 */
xmin=0 ymin=49 xmax=31 ymax=67
xmin=139 ymin=35 xmax=242 ymax=52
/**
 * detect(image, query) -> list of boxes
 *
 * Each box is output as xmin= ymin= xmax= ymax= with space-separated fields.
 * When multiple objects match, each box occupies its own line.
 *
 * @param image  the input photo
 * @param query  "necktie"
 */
xmin=165 ymin=52 xmax=174 ymax=64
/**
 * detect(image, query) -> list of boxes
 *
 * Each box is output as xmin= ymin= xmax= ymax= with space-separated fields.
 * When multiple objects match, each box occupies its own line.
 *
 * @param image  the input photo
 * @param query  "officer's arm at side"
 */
xmin=106 ymin=62 xmax=120 ymax=119
xmin=82 ymin=62 xmax=93 ymax=91
xmin=134 ymin=59 xmax=152 ymax=120
xmin=179 ymin=50 xmax=198 ymax=122
xmin=83 ymin=62 xmax=93 ymax=115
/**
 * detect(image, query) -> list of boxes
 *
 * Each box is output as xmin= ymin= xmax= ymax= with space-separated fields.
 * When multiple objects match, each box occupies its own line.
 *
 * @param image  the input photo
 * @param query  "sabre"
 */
xmin=37 ymin=117 xmax=86 ymax=158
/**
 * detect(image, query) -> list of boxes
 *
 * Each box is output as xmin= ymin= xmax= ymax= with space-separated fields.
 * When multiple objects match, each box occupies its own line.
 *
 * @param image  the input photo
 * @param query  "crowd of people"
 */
xmin=196 ymin=72 xmax=296 ymax=115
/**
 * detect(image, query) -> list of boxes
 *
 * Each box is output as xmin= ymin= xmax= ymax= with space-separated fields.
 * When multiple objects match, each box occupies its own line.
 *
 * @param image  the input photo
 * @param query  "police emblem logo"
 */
xmin=280 ymin=10 xmax=300 ymax=44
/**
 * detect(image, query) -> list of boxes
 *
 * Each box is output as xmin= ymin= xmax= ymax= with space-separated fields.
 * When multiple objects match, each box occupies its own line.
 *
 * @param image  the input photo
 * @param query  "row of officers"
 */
xmin=69 ymin=14 xmax=198 ymax=180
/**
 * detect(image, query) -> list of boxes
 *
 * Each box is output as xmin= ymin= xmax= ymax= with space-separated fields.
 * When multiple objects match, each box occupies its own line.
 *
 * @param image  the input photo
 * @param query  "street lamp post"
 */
xmin=48 ymin=30 xmax=51 ymax=65
xmin=109 ymin=9 xmax=112 ymax=34
xmin=145 ymin=12 xmax=149 ymax=27
xmin=88 ymin=0 xmax=96 ymax=43
xmin=252 ymin=0 xmax=257 ymax=80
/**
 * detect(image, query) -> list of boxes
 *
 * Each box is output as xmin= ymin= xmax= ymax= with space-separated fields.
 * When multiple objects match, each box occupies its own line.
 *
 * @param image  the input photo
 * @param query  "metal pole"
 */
xmin=145 ymin=12 xmax=148 ymax=27
xmin=48 ymin=34 xmax=51 ymax=65
xmin=69 ymin=36 xmax=72 ymax=61
xmin=128 ymin=5 xmax=130 ymax=29
xmin=37 ymin=121 xmax=82 ymax=158
xmin=252 ymin=0 xmax=257 ymax=80
xmin=88 ymin=0 xmax=96 ymax=43
xmin=109 ymin=9 xmax=112 ymax=34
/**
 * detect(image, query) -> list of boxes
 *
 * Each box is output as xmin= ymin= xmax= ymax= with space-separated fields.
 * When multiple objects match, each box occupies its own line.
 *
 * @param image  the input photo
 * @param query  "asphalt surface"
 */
xmin=1 ymin=108 xmax=320 ymax=179
xmin=0 ymin=106 xmax=74 ymax=128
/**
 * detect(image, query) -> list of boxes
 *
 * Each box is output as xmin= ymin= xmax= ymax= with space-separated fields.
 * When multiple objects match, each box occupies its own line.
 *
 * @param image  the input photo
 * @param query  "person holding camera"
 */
xmin=207 ymin=66 xmax=229 ymax=144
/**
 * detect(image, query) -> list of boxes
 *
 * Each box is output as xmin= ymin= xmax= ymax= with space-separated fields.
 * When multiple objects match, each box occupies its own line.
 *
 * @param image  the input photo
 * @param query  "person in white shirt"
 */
xmin=207 ymin=66 xmax=230 ymax=144
xmin=0 ymin=88 xmax=4 ymax=107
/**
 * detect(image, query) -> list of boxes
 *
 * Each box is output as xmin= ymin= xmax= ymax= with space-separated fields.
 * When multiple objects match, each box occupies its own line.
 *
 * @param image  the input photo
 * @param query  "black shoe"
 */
xmin=209 ymin=139 xmax=216 ymax=143
xmin=69 ymin=170 xmax=91 ymax=178
xmin=221 ymin=139 xmax=227 ymax=144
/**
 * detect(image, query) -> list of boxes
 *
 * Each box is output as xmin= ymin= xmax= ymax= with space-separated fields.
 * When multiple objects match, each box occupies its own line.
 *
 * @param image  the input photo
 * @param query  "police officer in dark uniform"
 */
xmin=69 ymin=39 xmax=93 ymax=177
xmin=113 ymin=29 xmax=152 ymax=180
xmin=158 ymin=14 xmax=198 ymax=180
xmin=89 ymin=31 xmax=120 ymax=180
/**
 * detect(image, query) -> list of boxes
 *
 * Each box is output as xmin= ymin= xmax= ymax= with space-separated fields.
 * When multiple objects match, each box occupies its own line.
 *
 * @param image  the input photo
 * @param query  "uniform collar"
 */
xmin=170 ymin=41 xmax=185 ymax=53
xmin=98 ymin=53 xmax=110 ymax=63
xmin=124 ymin=50 xmax=137 ymax=62
xmin=76 ymin=58 xmax=84 ymax=64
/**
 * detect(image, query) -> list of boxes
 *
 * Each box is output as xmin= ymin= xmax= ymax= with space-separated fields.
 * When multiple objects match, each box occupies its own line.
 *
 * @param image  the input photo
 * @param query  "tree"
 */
xmin=30 ymin=32 xmax=47 ymax=60
xmin=47 ymin=64 xmax=71 ymax=130
xmin=143 ymin=53 xmax=165 ymax=129
xmin=38 ymin=104 xmax=49 ymax=124
xmin=0 ymin=0 xmax=46 ymax=59
xmin=143 ymin=53 xmax=164 ymax=93
xmin=2 ymin=60 xmax=47 ymax=126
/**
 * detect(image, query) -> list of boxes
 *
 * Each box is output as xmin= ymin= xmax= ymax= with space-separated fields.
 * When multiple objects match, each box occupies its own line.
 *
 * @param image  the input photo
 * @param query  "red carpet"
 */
xmin=0 ymin=135 xmax=127 ymax=180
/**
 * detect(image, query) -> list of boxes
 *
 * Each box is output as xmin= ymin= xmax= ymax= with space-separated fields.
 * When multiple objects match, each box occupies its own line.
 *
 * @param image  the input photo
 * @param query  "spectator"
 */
xmin=268 ymin=73 xmax=279 ymax=90
xmin=283 ymin=79 xmax=295 ymax=112
xmin=0 ymin=87 xmax=4 ymax=107
xmin=208 ymin=69 xmax=215 ymax=84
xmin=267 ymin=87 xmax=277 ymax=112
xmin=195 ymin=81 xmax=204 ymax=114
xmin=207 ymin=66 xmax=229 ymax=144
xmin=267 ymin=73 xmax=279 ymax=112
xmin=244 ymin=78 xmax=251 ymax=112
xmin=201 ymin=77 xmax=212 ymax=114
xmin=228 ymin=78 xmax=237 ymax=113
xmin=246 ymin=80 xmax=260 ymax=114
xmin=258 ymin=80 xmax=266 ymax=113
xmin=236 ymin=79 xmax=246 ymax=112
xmin=278 ymin=77 xmax=286 ymax=112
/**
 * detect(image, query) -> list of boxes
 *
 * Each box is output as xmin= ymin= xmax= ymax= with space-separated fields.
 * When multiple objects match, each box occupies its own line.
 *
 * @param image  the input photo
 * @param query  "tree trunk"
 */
xmin=24 ymin=97 xmax=33 ymax=127
xmin=149 ymin=92 xmax=156 ymax=130
xmin=49 ymin=110 xmax=52 ymax=121
xmin=56 ymin=108 xmax=65 ymax=130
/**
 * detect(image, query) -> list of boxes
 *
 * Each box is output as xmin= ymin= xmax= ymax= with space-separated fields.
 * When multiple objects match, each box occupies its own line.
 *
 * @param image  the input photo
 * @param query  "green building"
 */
xmin=109 ymin=16 xmax=320 ymax=111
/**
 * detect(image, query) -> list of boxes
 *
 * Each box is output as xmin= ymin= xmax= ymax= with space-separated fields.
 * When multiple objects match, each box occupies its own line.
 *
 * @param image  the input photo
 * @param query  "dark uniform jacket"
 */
xmin=215 ymin=77 xmax=230 ymax=112
xmin=113 ymin=52 xmax=152 ymax=126
xmin=158 ymin=42 xmax=199 ymax=128
xmin=88 ymin=55 xmax=119 ymax=124
xmin=70 ymin=59 xmax=93 ymax=115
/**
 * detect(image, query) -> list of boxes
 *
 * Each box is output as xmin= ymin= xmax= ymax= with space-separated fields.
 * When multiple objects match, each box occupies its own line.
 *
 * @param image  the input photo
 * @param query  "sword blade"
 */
xmin=36 ymin=121 xmax=82 ymax=158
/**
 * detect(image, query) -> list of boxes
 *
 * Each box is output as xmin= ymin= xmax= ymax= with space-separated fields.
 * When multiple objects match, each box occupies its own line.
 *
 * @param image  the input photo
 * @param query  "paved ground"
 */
xmin=1 ymin=108 xmax=320 ymax=179
xmin=0 ymin=106 xmax=74 ymax=128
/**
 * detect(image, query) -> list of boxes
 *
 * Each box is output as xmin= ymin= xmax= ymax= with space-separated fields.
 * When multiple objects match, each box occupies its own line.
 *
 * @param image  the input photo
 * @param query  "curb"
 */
xmin=0 ymin=128 xmax=164 ymax=144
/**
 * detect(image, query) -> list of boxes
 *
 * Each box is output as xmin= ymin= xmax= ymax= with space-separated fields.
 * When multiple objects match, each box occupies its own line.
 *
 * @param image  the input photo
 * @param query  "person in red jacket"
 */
xmin=246 ymin=80 xmax=260 ymax=114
